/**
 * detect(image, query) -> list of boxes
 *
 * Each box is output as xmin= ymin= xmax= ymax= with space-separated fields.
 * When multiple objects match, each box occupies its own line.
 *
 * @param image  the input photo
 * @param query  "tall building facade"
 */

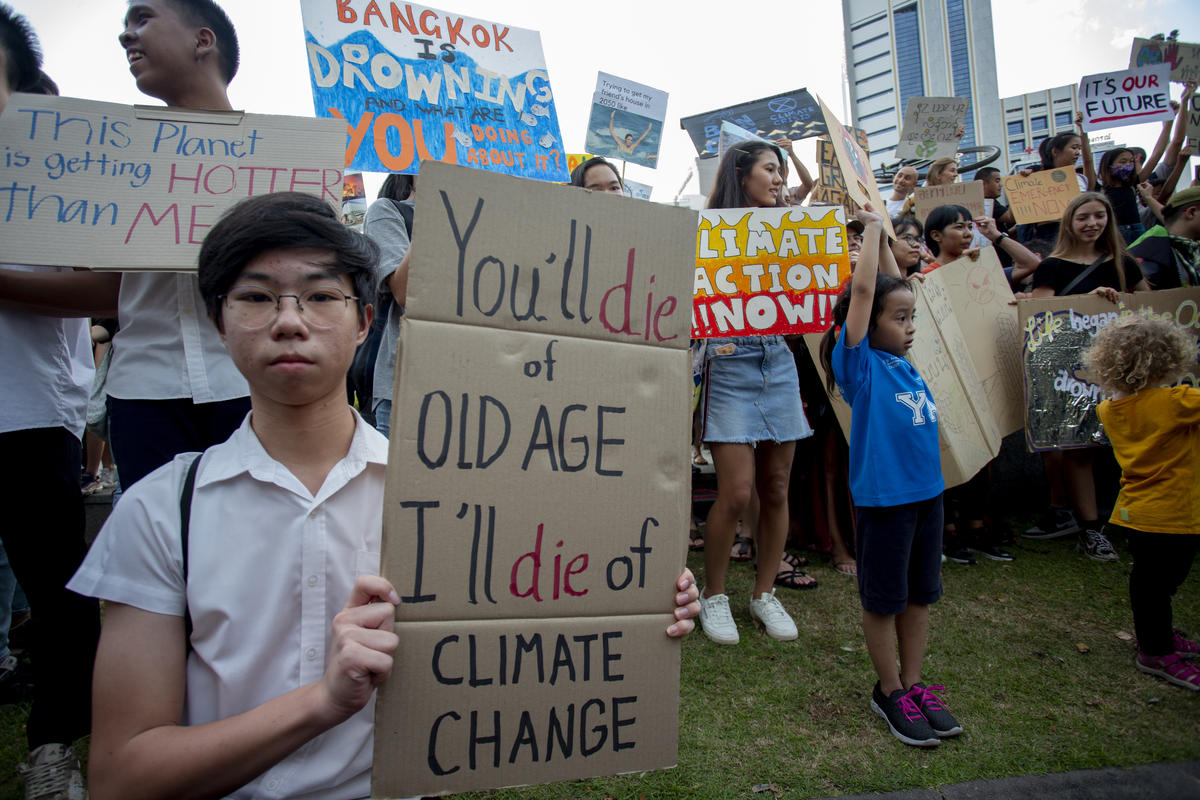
xmin=841 ymin=0 xmax=1003 ymax=167
xmin=1001 ymin=84 xmax=1079 ymax=173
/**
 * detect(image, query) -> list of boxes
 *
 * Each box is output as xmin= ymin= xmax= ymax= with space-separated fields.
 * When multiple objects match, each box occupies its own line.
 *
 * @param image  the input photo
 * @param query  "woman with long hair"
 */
xmin=697 ymin=141 xmax=813 ymax=645
xmin=1030 ymin=192 xmax=1149 ymax=562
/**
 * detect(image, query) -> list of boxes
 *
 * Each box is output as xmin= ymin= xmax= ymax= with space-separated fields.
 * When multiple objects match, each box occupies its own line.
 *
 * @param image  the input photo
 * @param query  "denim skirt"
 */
xmin=700 ymin=335 xmax=812 ymax=444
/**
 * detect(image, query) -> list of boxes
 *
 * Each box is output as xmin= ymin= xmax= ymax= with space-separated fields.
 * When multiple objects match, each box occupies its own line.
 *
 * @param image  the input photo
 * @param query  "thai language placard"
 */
xmin=0 ymin=94 xmax=344 ymax=270
xmin=302 ymin=1 xmax=568 ymax=181
xmin=692 ymin=206 xmax=850 ymax=338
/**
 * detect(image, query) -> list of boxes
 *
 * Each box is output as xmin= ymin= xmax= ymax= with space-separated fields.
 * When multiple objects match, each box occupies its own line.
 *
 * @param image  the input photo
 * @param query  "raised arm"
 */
xmin=1139 ymin=117 xmax=1173 ymax=182
xmin=609 ymin=110 xmax=620 ymax=146
xmin=776 ymin=138 xmax=815 ymax=204
xmin=843 ymin=206 xmax=884 ymax=348
xmin=88 ymin=575 xmax=399 ymax=800
xmin=0 ymin=269 xmax=120 ymax=317
xmin=1161 ymin=81 xmax=1197 ymax=174
xmin=1075 ymin=112 xmax=1096 ymax=190
xmin=633 ymin=121 xmax=652 ymax=149
xmin=1157 ymin=143 xmax=1195 ymax=204
xmin=975 ymin=216 xmax=1040 ymax=282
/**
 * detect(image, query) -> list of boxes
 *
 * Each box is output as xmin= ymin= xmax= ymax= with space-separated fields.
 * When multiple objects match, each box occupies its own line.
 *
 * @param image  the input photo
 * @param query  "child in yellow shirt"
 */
xmin=1086 ymin=314 xmax=1200 ymax=691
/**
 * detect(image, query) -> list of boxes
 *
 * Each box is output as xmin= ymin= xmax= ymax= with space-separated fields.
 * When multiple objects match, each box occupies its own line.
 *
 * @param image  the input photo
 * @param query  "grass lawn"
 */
xmin=0 ymin=528 xmax=1196 ymax=799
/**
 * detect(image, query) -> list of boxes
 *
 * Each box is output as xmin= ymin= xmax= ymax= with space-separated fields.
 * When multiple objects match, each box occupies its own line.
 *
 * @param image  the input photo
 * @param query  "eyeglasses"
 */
xmin=220 ymin=285 xmax=359 ymax=329
xmin=899 ymin=234 xmax=922 ymax=244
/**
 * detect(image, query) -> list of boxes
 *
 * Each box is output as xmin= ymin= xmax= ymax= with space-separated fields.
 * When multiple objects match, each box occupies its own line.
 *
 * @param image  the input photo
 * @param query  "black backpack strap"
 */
xmin=180 ymin=453 xmax=203 ymax=654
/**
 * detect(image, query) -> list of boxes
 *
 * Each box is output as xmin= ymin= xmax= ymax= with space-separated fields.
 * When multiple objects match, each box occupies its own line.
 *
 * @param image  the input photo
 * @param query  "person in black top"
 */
xmin=1029 ymin=191 xmax=1149 ymax=564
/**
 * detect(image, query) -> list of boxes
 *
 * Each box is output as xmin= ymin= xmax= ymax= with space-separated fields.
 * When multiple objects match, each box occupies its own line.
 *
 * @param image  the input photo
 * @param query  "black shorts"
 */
xmin=855 ymin=495 xmax=944 ymax=615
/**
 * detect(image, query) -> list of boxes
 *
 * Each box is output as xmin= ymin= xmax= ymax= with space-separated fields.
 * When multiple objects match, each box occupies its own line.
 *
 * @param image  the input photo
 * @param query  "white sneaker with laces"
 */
xmin=698 ymin=590 xmax=739 ymax=645
xmin=749 ymin=589 xmax=798 ymax=641
xmin=17 ymin=743 xmax=86 ymax=800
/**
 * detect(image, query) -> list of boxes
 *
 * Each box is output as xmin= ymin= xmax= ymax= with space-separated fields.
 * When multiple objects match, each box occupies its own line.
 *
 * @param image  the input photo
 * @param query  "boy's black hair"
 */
xmin=166 ymin=0 xmax=239 ymax=84
xmin=0 ymin=3 xmax=42 ymax=93
xmin=570 ymin=156 xmax=622 ymax=189
xmin=378 ymin=173 xmax=415 ymax=201
xmin=198 ymin=192 xmax=380 ymax=329
xmin=818 ymin=274 xmax=913 ymax=393
xmin=973 ymin=166 xmax=1000 ymax=182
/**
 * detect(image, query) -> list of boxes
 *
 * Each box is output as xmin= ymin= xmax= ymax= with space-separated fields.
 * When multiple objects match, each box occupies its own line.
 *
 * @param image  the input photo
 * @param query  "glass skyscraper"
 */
xmin=842 ymin=0 xmax=1002 ymax=166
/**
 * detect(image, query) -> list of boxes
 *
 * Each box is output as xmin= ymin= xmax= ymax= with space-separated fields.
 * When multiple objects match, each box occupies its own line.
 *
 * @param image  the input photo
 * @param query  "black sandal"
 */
xmin=774 ymin=568 xmax=818 ymax=590
xmin=782 ymin=551 xmax=809 ymax=569
xmin=730 ymin=534 xmax=754 ymax=562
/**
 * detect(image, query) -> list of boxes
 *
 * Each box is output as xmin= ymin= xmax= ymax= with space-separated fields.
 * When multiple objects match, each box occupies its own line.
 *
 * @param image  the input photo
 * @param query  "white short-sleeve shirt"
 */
xmin=106 ymin=272 xmax=249 ymax=403
xmin=70 ymin=411 xmax=389 ymax=800
xmin=0 ymin=264 xmax=94 ymax=439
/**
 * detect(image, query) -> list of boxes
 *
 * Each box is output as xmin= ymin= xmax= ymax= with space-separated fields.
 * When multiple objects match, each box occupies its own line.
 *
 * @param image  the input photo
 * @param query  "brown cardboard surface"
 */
xmin=910 ymin=279 xmax=1000 ymax=487
xmin=692 ymin=206 xmax=850 ymax=338
xmin=376 ymin=162 xmax=693 ymax=796
xmin=373 ymin=615 xmax=679 ymax=797
xmin=383 ymin=318 xmax=689 ymax=621
xmin=1019 ymin=288 xmax=1200 ymax=451
xmin=407 ymin=161 xmax=696 ymax=348
xmin=913 ymin=181 xmax=985 ymax=224
xmin=815 ymin=98 xmax=894 ymax=239
xmin=801 ymin=256 xmax=1017 ymax=489
xmin=0 ymin=94 xmax=345 ymax=270
xmin=895 ymin=96 xmax=968 ymax=161
xmin=1002 ymin=168 xmax=1080 ymax=225
xmin=925 ymin=251 xmax=1023 ymax=437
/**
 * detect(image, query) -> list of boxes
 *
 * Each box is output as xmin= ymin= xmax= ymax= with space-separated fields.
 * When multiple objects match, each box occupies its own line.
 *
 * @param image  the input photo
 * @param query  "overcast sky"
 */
xmin=13 ymin=0 xmax=1199 ymax=200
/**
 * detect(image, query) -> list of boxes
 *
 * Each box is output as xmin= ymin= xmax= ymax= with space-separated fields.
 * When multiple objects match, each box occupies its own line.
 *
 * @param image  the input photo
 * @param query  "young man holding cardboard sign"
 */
xmin=69 ymin=190 xmax=702 ymax=798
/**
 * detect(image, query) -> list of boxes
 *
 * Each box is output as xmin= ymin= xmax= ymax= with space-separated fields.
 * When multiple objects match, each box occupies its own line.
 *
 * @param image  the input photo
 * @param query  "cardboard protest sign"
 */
xmin=817 ymin=97 xmax=894 ymax=238
xmin=373 ymin=161 xmax=694 ymax=797
xmin=717 ymin=120 xmax=768 ymax=162
xmin=0 ymin=93 xmax=344 ymax=271
xmin=1188 ymin=92 xmax=1200 ymax=143
xmin=801 ymin=251 xmax=1020 ymax=488
xmin=924 ymin=250 xmax=1024 ymax=438
xmin=301 ymin=1 xmax=568 ymax=181
xmin=623 ymin=178 xmax=652 ymax=200
xmin=913 ymin=180 xmax=985 ymax=224
xmin=341 ymin=170 xmax=366 ymax=230
xmin=680 ymin=88 xmax=824 ymax=156
xmin=1019 ymin=288 xmax=1200 ymax=451
xmin=692 ymin=206 xmax=850 ymax=338
xmin=895 ymin=96 xmax=968 ymax=160
xmin=584 ymin=72 xmax=666 ymax=169
xmin=1130 ymin=37 xmax=1200 ymax=85
xmin=908 ymin=277 xmax=1001 ymax=486
xmin=565 ymin=152 xmax=595 ymax=176
xmin=1002 ymin=167 xmax=1080 ymax=225
xmin=1079 ymin=64 xmax=1173 ymax=132
xmin=813 ymin=128 xmax=871 ymax=215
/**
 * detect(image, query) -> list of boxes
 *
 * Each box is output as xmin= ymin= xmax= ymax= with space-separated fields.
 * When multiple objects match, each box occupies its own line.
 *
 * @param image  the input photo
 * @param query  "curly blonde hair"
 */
xmin=1084 ymin=313 xmax=1197 ymax=394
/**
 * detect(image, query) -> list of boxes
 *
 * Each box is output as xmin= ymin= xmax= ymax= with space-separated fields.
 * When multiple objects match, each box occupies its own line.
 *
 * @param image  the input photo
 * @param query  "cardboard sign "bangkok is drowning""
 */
xmin=373 ymin=162 xmax=694 ymax=797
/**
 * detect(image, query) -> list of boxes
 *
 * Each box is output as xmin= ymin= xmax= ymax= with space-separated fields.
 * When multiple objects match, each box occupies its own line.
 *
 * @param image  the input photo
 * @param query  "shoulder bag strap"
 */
xmin=1059 ymin=255 xmax=1108 ymax=296
xmin=180 ymin=453 xmax=203 ymax=655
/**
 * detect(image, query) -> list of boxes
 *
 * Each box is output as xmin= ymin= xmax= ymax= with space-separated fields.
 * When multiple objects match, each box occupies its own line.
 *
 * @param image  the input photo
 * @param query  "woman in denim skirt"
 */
xmin=696 ymin=141 xmax=813 ymax=645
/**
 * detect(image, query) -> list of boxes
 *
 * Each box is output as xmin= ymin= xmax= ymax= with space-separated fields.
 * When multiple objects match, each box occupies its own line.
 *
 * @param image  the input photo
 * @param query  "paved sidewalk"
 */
xmin=816 ymin=760 xmax=1200 ymax=799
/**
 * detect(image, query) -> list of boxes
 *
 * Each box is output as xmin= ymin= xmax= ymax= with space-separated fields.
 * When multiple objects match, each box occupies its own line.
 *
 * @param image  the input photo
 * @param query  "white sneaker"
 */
xmin=17 ymin=743 xmax=86 ymax=800
xmin=749 ymin=589 xmax=798 ymax=641
xmin=698 ymin=590 xmax=739 ymax=645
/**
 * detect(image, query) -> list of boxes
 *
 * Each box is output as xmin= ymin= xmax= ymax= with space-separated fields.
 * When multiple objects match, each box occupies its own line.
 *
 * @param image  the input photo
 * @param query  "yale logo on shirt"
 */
xmin=895 ymin=391 xmax=937 ymax=425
